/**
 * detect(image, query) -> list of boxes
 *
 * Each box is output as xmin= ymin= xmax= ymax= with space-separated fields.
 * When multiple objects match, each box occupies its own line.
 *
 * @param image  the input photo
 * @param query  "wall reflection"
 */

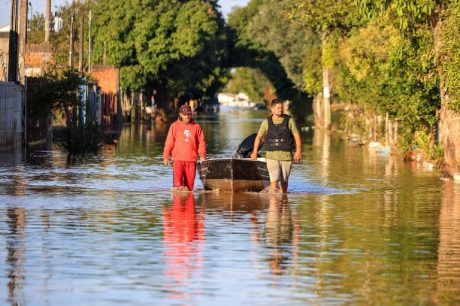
xmin=162 ymin=193 xmax=204 ymax=299
xmin=6 ymin=207 xmax=26 ymax=306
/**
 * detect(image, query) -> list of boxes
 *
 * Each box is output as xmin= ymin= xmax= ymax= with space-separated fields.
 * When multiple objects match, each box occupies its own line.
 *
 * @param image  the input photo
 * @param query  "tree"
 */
xmin=226 ymin=0 xmax=309 ymax=119
xmin=27 ymin=68 xmax=83 ymax=127
xmin=28 ymin=13 xmax=45 ymax=44
xmin=353 ymin=0 xmax=460 ymax=169
xmin=288 ymin=0 xmax=360 ymax=129
xmin=223 ymin=67 xmax=273 ymax=102
xmin=92 ymin=0 xmax=229 ymax=106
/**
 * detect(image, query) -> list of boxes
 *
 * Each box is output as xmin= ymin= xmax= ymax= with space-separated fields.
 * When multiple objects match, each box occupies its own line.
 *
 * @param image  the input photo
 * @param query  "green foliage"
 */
xmin=92 ymin=0 xmax=229 ymax=101
xmin=27 ymin=13 xmax=45 ymax=44
xmin=439 ymin=3 xmax=460 ymax=112
xmin=226 ymin=0 xmax=310 ymax=118
xmin=289 ymin=0 xmax=363 ymax=33
xmin=227 ymin=0 xmax=268 ymax=48
xmin=353 ymin=0 xmax=439 ymax=30
xmin=120 ymin=65 xmax=146 ymax=92
xmin=246 ymin=0 xmax=314 ymax=90
xmin=61 ymin=124 xmax=103 ymax=155
xmin=27 ymin=68 xmax=84 ymax=122
xmin=223 ymin=67 xmax=273 ymax=102
xmin=286 ymin=0 xmax=363 ymax=102
xmin=50 ymin=1 xmax=92 ymax=68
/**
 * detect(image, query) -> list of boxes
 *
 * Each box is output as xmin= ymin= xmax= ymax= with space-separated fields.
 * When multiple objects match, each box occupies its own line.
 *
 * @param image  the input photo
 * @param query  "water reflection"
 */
xmin=257 ymin=194 xmax=298 ymax=280
xmin=437 ymin=181 xmax=460 ymax=304
xmin=313 ymin=130 xmax=330 ymax=183
xmin=201 ymin=192 xmax=267 ymax=213
xmin=6 ymin=208 xmax=26 ymax=306
xmin=0 ymin=152 xmax=22 ymax=167
xmin=162 ymin=193 xmax=204 ymax=299
xmin=1 ymin=110 xmax=459 ymax=304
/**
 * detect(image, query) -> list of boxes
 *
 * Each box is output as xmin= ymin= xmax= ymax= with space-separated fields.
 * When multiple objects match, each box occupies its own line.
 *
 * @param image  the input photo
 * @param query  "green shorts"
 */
xmin=266 ymin=159 xmax=292 ymax=183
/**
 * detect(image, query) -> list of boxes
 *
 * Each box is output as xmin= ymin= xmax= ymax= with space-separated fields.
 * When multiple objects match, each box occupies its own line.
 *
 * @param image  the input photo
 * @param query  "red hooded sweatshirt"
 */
xmin=163 ymin=118 xmax=206 ymax=162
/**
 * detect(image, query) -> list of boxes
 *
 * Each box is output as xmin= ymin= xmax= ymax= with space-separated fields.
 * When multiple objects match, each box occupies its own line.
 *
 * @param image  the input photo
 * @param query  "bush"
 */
xmin=60 ymin=125 xmax=103 ymax=155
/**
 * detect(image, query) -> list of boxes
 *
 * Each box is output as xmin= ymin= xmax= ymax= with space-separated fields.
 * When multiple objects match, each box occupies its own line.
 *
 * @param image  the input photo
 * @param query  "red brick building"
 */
xmin=91 ymin=66 xmax=121 ymax=125
xmin=25 ymin=43 xmax=54 ymax=77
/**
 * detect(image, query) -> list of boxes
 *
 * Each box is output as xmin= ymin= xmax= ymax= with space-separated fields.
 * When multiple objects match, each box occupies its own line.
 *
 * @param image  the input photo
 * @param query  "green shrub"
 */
xmin=60 ymin=125 xmax=103 ymax=155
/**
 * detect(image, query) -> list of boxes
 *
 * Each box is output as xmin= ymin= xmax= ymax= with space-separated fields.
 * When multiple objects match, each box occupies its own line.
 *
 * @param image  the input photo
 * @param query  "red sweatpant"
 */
xmin=172 ymin=160 xmax=197 ymax=191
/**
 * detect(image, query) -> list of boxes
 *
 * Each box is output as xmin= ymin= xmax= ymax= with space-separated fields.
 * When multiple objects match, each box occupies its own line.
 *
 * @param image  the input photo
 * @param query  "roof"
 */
xmin=0 ymin=24 xmax=10 ymax=32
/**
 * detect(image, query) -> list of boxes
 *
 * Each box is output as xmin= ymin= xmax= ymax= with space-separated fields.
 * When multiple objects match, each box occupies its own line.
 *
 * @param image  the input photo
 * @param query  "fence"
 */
xmin=0 ymin=82 xmax=24 ymax=152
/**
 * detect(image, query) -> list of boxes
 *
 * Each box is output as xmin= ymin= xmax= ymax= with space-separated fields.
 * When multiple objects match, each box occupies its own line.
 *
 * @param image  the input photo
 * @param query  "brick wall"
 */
xmin=25 ymin=43 xmax=54 ymax=77
xmin=91 ymin=66 xmax=121 ymax=125
xmin=91 ymin=66 xmax=120 ymax=94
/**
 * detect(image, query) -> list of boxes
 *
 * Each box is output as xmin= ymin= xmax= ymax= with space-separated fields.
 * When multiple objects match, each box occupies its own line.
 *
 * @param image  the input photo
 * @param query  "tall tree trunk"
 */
xmin=434 ymin=14 xmax=460 ymax=176
xmin=313 ymin=93 xmax=323 ymax=128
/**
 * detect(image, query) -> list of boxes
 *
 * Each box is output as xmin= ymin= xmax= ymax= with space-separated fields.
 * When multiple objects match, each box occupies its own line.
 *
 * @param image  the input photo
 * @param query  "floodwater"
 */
xmin=1 ymin=109 xmax=460 ymax=305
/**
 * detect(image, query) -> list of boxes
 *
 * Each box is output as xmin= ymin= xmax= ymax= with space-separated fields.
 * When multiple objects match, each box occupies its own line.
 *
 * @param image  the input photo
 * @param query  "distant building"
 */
xmin=217 ymin=92 xmax=236 ymax=105
xmin=217 ymin=92 xmax=254 ymax=108
xmin=53 ymin=14 xmax=63 ymax=32
xmin=25 ymin=43 xmax=54 ymax=77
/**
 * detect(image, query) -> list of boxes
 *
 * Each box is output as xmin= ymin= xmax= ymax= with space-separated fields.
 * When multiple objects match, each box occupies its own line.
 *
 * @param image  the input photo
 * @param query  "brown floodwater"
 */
xmin=0 ymin=109 xmax=459 ymax=305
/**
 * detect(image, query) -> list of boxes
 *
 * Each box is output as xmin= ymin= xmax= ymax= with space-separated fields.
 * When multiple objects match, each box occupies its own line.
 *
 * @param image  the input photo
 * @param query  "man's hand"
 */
xmin=250 ymin=151 xmax=258 ymax=160
xmin=164 ymin=157 xmax=169 ymax=166
xmin=200 ymin=156 xmax=206 ymax=163
xmin=293 ymin=151 xmax=301 ymax=163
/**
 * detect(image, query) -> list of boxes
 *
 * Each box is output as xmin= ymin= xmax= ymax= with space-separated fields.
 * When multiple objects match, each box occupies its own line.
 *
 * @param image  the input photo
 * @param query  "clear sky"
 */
xmin=0 ymin=0 xmax=250 ymax=27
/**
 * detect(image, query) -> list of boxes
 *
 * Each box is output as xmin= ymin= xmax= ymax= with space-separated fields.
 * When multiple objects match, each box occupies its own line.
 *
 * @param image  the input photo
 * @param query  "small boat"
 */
xmin=197 ymin=158 xmax=269 ymax=192
xmin=197 ymin=133 xmax=269 ymax=192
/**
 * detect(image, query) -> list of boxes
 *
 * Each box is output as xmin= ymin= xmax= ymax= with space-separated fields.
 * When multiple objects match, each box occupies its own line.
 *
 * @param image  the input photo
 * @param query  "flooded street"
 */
xmin=1 ymin=109 xmax=460 ymax=305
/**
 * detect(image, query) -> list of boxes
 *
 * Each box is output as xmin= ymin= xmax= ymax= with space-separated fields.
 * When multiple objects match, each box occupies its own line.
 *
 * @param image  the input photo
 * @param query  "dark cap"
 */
xmin=179 ymin=104 xmax=192 ymax=114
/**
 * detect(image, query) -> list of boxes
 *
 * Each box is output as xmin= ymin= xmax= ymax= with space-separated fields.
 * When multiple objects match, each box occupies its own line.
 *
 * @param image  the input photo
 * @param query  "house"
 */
xmin=217 ymin=92 xmax=254 ymax=108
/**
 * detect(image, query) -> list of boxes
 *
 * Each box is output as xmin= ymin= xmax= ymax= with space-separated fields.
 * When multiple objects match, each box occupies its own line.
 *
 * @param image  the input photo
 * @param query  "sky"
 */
xmin=0 ymin=0 xmax=250 ymax=27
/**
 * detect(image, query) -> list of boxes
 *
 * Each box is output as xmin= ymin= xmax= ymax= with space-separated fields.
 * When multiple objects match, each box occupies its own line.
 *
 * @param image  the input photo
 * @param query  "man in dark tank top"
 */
xmin=250 ymin=98 xmax=302 ymax=193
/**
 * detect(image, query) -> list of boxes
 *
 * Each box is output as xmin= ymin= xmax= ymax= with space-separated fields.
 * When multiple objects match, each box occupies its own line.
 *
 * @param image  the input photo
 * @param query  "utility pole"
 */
xmin=321 ymin=32 xmax=331 ymax=130
xmin=78 ymin=14 xmax=84 ymax=72
xmin=88 ymin=9 xmax=92 ymax=72
xmin=69 ymin=12 xmax=75 ymax=68
xmin=18 ymin=0 xmax=28 ymax=85
xmin=8 ymin=0 xmax=18 ymax=82
xmin=45 ymin=0 xmax=51 ymax=43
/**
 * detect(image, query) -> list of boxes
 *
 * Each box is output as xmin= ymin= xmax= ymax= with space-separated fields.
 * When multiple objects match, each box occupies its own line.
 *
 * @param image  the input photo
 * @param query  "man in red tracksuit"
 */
xmin=163 ymin=104 xmax=206 ymax=191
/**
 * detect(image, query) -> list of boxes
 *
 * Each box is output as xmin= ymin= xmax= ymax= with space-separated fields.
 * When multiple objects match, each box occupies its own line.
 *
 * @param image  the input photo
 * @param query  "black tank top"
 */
xmin=266 ymin=115 xmax=294 ymax=151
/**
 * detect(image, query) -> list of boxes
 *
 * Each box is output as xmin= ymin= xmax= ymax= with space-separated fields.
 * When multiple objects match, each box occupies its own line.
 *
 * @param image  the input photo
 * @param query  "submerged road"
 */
xmin=0 ymin=109 xmax=459 ymax=305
